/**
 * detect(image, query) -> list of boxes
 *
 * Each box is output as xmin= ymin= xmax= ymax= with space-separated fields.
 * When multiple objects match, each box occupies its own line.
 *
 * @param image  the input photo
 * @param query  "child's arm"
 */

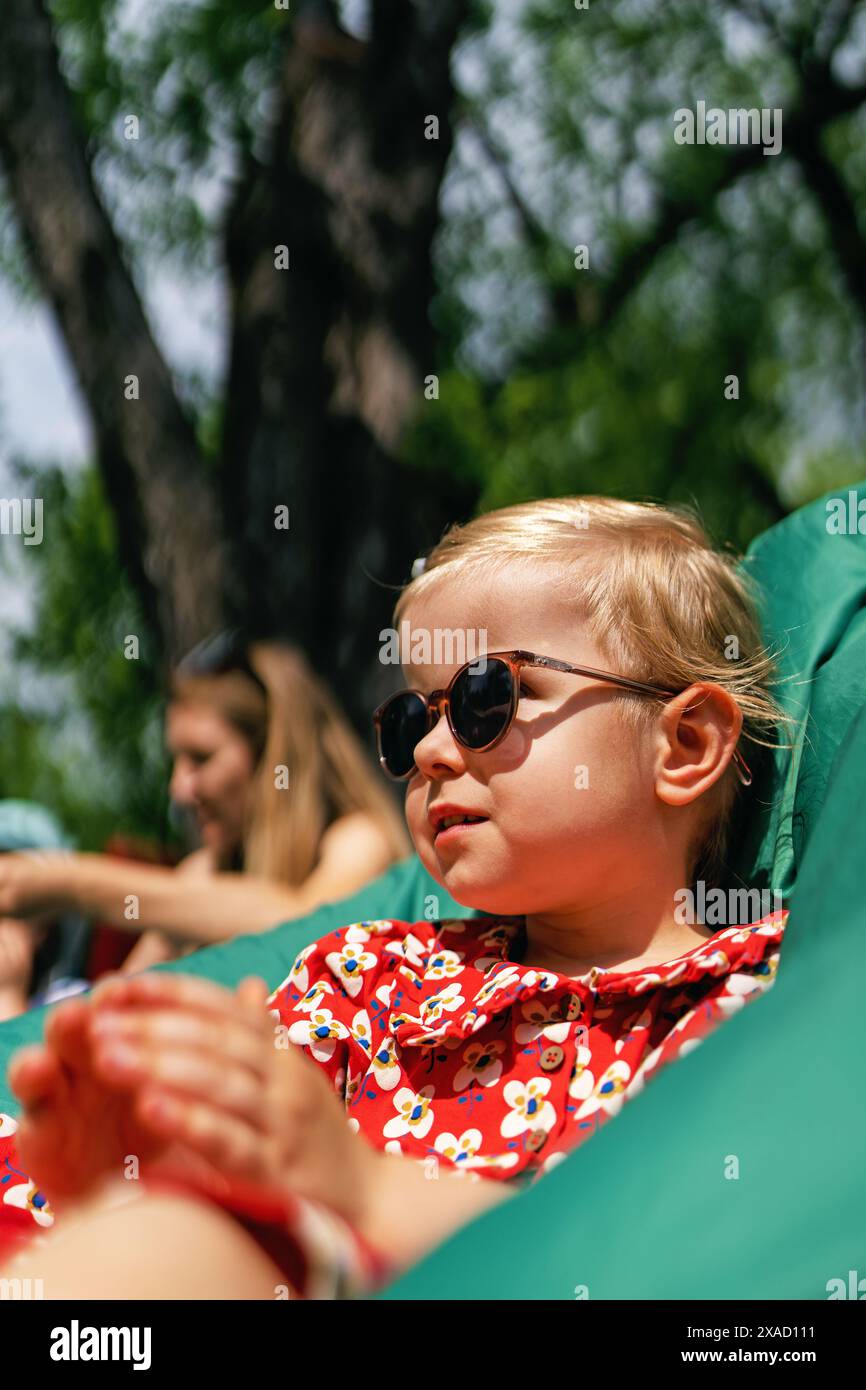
xmin=353 ymin=1147 xmax=516 ymax=1271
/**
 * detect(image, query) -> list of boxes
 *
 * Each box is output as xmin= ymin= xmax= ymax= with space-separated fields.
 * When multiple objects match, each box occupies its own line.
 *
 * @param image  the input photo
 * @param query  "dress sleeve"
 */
xmin=266 ymin=921 xmax=395 ymax=1100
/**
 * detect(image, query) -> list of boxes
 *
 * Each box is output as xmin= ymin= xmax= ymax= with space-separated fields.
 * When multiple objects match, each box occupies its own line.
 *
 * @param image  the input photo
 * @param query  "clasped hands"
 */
xmin=7 ymin=971 xmax=381 ymax=1236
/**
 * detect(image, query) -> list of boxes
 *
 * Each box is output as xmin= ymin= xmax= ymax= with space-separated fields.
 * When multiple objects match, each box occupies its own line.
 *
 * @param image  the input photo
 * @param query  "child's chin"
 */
xmin=436 ymin=871 xmax=524 ymax=917
xmin=415 ymin=846 xmax=524 ymax=915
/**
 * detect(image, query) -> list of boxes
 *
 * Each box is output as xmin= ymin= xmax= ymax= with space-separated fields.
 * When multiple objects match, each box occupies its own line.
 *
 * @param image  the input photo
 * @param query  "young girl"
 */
xmin=0 ymin=497 xmax=788 ymax=1299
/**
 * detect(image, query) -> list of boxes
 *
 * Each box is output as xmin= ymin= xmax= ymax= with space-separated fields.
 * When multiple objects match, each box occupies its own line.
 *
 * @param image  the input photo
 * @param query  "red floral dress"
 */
xmin=0 ymin=910 xmax=786 ymax=1296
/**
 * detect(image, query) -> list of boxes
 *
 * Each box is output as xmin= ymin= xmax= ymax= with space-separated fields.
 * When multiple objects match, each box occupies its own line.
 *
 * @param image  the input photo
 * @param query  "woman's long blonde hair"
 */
xmin=396 ymin=496 xmax=793 ymax=888
xmin=171 ymin=643 xmax=410 ymax=884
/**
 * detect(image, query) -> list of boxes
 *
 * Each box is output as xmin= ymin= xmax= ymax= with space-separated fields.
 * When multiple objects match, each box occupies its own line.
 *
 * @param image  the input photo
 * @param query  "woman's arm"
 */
xmin=0 ymin=853 xmax=306 ymax=941
xmin=0 ymin=815 xmax=398 ymax=944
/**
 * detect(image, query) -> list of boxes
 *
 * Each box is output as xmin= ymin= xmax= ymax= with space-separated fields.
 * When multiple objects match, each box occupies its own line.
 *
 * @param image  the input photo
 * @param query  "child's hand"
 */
xmin=8 ymin=990 xmax=177 ymax=1209
xmin=84 ymin=972 xmax=380 ymax=1231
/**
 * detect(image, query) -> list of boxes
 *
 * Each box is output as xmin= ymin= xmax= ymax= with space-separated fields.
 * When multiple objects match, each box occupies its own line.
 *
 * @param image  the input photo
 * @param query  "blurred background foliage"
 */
xmin=1 ymin=0 xmax=865 ymax=849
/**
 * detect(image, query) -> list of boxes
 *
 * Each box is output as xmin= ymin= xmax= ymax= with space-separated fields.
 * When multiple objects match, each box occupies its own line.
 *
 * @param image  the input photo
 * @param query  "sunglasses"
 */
xmin=372 ymin=649 xmax=753 ymax=786
xmin=176 ymin=629 xmax=267 ymax=698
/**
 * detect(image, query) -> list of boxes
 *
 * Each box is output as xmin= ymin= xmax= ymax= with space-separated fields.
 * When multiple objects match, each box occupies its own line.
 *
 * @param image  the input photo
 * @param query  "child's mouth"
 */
xmin=433 ymin=815 xmax=489 ymax=845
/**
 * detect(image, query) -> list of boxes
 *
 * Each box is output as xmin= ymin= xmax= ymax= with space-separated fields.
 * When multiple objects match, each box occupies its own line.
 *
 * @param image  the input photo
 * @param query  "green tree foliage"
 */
xmin=0 ymin=464 xmax=171 ymax=849
xmin=413 ymin=0 xmax=866 ymax=540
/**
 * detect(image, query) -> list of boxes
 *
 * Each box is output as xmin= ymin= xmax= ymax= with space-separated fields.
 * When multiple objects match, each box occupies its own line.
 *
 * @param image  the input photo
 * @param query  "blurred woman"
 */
xmin=0 ymin=800 xmax=90 ymax=1020
xmin=0 ymin=637 xmax=410 ymax=970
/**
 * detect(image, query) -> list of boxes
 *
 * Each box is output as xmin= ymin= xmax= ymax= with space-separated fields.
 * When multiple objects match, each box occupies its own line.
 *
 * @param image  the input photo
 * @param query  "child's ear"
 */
xmin=654 ymin=683 xmax=743 ymax=807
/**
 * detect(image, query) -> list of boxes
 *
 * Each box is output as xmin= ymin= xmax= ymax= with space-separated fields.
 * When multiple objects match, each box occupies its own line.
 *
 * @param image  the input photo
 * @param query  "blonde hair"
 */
xmin=171 ymin=643 xmax=410 ymax=884
xmin=395 ymin=496 xmax=792 ymax=888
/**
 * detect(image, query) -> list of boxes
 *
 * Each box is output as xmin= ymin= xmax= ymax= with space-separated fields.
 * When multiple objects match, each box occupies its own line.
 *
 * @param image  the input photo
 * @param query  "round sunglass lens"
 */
xmin=450 ymin=657 xmax=514 ymax=748
xmin=379 ymin=692 xmax=428 ymax=777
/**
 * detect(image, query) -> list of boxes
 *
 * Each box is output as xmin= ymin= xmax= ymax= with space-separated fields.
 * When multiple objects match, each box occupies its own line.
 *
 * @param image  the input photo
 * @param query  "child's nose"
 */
xmin=413 ymin=711 xmax=468 ymax=780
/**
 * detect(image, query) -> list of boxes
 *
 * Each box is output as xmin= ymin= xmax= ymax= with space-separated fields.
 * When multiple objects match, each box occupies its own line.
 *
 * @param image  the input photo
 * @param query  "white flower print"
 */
xmin=345 ymin=1063 xmax=363 ymax=1106
xmin=573 ymin=1059 xmax=632 ymax=1119
xmin=293 ymin=979 xmax=335 ymax=1015
xmin=432 ymin=1127 xmax=483 ymax=1166
xmin=268 ymin=941 xmax=318 ymax=1000
xmin=473 ymin=965 xmax=527 ymax=1008
xmin=375 ymin=980 xmax=396 ymax=1009
xmin=567 ymin=1044 xmax=595 ymax=1102
xmin=432 ymin=1128 xmax=519 ymax=1173
xmin=613 ymin=1005 xmax=653 ymax=1054
xmin=423 ymin=948 xmax=464 ymax=981
xmin=693 ymin=948 xmax=732 ymax=978
xmin=514 ymin=998 xmax=572 ymax=1046
xmin=350 ymin=1008 xmax=373 ymax=1059
xmin=420 ymin=981 xmax=465 ymax=1027
xmin=477 ymin=923 xmax=511 ymax=951
xmin=539 ymin=1150 xmax=569 ymax=1177
xmin=344 ymin=924 xmax=372 ymax=944
xmin=629 ymin=970 xmax=665 ymax=994
xmin=287 ymin=1008 xmax=350 ymax=1063
xmin=3 ymin=1181 xmax=53 ymax=1228
xmin=360 ymin=919 xmax=401 ymax=935
xmin=383 ymin=1085 xmax=436 ymax=1139
xmin=325 ymin=942 xmax=378 ymax=998
xmin=475 ymin=955 xmax=504 ymax=974
xmin=0 ymin=1113 xmax=18 ymax=1137
xmin=500 ymin=1077 xmax=557 ymax=1138
xmin=453 ymin=1039 xmax=506 ymax=1091
xmin=383 ymin=932 xmax=427 ymax=969
xmin=368 ymin=1032 xmax=402 ymax=1091
xmin=715 ymin=971 xmax=766 ymax=1015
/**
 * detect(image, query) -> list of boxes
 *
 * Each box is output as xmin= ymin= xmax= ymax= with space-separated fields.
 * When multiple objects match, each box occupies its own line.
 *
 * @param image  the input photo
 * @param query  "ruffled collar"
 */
xmin=501 ymin=910 xmax=788 ymax=997
xmin=386 ymin=909 xmax=788 ymax=1049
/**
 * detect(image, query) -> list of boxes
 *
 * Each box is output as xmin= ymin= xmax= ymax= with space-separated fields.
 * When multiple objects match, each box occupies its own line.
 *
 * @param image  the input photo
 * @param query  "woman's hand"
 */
xmin=83 ymin=972 xmax=380 ymax=1232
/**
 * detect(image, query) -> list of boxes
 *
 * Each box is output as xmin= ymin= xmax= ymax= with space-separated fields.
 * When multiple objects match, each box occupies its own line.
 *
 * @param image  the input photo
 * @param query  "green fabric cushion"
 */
xmin=729 ymin=480 xmax=866 ymax=896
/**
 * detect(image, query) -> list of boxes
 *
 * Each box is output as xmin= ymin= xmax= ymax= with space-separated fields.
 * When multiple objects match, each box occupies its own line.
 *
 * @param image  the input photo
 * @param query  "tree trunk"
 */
xmin=220 ymin=0 xmax=477 ymax=730
xmin=0 ymin=0 xmax=225 ymax=662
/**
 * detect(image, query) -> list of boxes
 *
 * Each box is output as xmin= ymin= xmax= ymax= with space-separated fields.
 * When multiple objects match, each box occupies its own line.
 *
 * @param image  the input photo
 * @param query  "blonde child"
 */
xmin=0 ymin=498 xmax=788 ymax=1298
